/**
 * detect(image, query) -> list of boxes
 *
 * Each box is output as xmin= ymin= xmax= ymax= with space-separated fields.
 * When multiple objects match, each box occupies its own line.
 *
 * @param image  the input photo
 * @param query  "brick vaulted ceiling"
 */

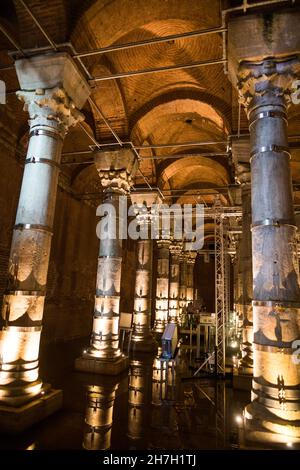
xmin=1 ymin=0 xmax=300 ymax=206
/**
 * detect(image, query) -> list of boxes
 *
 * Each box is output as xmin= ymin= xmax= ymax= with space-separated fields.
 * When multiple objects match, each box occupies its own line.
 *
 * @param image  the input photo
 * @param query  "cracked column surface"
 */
xmin=130 ymin=191 xmax=160 ymax=353
xmin=168 ymin=242 xmax=181 ymax=324
xmin=75 ymin=146 xmax=138 ymax=375
xmin=0 ymin=53 xmax=89 ymax=412
xmin=229 ymin=11 xmax=300 ymax=443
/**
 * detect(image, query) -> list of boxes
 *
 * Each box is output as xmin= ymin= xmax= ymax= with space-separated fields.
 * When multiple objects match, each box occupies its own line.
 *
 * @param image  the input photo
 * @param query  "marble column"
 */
xmin=153 ymin=239 xmax=171 ymax=333
xmin=230 ymin=50 xmax=300 ymax=442
xmin=236 ymin=164 xmax=253 ymax=373
xmin=83 ymin=381 xmax=119 ymax=450
xmin=178 ymin=252 xmax=187 ymax=317
xmin=186 ymin=251 xmax=197 ymax=305
xmin=130 ymin=191 xmax=160 ymax=352
xmin=0 ymin=53 xmax=89 ymax=424
xmin=168 ymin=242 xmax=181 ymax=323
xmin=75 ymin=146 xmax=138 ymax=375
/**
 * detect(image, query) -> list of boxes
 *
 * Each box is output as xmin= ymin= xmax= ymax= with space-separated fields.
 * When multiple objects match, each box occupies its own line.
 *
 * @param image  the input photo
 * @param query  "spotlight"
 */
xmin=40 ymin=390 xmax=45 ymax=396
xmin=286 ymin=442 xmax=293 ymax=448
xmin=235 ymin=415 xmax=243 ymax=425
xmin=83 ymin=350 xmax=87 ymax=354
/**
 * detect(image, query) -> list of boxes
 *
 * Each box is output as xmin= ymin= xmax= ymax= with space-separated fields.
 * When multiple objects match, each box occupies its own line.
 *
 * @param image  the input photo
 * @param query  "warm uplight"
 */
xmin=235 ymin=415 xmax=243 ymax=425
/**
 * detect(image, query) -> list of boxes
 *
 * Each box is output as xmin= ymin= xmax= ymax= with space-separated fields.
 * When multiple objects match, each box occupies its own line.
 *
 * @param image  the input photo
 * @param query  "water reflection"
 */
xmin=78 ymin=347 xmax=249 ymax=451
xmin=83 ymin=378 xmax=119 ymax=450
xmin=127 ymin=357 xmax=153 ymax=443
xmin=152 ymin=347 xmax=176 ymax=404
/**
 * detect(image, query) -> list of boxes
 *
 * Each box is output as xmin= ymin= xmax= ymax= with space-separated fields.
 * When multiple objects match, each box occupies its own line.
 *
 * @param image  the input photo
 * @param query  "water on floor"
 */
xmin=0 ymin=338 xmax=257 ymax=450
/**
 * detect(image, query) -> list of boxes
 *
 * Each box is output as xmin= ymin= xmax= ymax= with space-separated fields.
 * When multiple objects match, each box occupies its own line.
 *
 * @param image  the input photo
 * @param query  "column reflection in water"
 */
xmin=83 ymin=378 xmax=120 ymax=450
xmin=150 ymin=349 xmax=179 ymax=449
xmin=127 ymin=357 xmax=153 ymax=443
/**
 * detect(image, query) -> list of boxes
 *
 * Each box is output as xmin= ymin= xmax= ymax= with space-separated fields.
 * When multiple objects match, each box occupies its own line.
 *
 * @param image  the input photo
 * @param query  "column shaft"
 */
xmin=179 ymin=254 xmax=187 ymax=316
xmin=154 ymin=240 xmax=170 ymax=333
xmin=238 ymin=58 xmax=300 ymax=437
xmin=168 ymin=244 xmax=181 ymax=323
xmin=239 ymin=183 xmax=253 ymax=370
xmin=89 ymin=192 xmax=123 ymax=359
xmin=0 ymin=83 xmax=86 ymax=405
xmin=76 ymin=146 xmax=138 ymax=375
xmin=132 ymin=237 xmax=157 ymax=351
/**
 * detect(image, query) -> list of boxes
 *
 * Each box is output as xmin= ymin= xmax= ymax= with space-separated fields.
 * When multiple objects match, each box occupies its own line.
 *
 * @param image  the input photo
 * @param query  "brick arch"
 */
xmin=130 ymin=89 xmax=231 ymax=137
xmin=158 ymin=156 xmax=229 ymax=191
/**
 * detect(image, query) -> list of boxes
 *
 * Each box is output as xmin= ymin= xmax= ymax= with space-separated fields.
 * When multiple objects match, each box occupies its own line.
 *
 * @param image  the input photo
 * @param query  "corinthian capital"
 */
xmin=237 ymin=56 xmax=300 ymax=111
xmin=94 ymin=146 xmax=138 ymax=194
xmin=17 ymin=87 xmax=85 ymax=136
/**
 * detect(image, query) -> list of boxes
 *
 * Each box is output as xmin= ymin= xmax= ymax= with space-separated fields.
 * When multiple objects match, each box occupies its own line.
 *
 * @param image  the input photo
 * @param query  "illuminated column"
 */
xmin=178 ymin=253 xmax=187 ymax=316
xmin=76 ymin=146 xmax=138 ymax=375
xmin=127 ymin=358 xmax=152 ymax=442
xmin=131 ymin=237 xmax=157 ymax=351
xmin=153 ymin=239 xmax=171 ymax=333
xmin=236 ymin=164 xmax=253 ymax=373
xmin=130 ymin=192 xmax=160 ymax=353
xmin=186 ymin=251 xmax=197 ymax=304
xmin=168 ymin=243 xmax=181 ymax=323
xmin=0 ymin=53 xmax=89 ymax=411
xmin=152 ymin=348 xmax=167 ymax=405
xmin=83 ymin=381 xmax=119 ymax=450
xmin=231 ymin=54 xmax=300 ymax=440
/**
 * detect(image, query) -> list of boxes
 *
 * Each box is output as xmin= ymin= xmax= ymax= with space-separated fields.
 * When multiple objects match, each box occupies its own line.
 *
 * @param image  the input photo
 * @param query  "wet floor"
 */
xmin=0 ymin=338 xmax=261 ymax=450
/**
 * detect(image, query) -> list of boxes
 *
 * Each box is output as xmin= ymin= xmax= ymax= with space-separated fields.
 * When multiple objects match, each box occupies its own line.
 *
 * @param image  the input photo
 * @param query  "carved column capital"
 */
xmin=94 ymin=146 xmax=138 ymax=194
xmin=156 ymin=239 xmax=171 ymax=250
xmin=235 ymin=163 xmax=251 ymax=186
xmin=15 ymin=52 xmax=90 ymax=139
xmin=237 ymin=56 xmax=300 ymax=112
xmin=169 ymin=242 xmax=182 ymax=257
xmin=186 ymin=251 xmax=197 ymax=265
xmin=17 ymin=87 xmax=84 ymax=138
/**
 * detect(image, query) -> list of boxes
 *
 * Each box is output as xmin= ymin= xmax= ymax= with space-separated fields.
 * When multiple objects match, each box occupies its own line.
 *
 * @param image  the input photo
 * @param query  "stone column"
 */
xmin=75 ymin=146 xmax=138 ymax=375
xmin=242 ymin=60 xmax=300 ymax=439
xmin=83 ymin=381 xmax=119 ymax=450
xmin=0 ymin=53 xmax=89 ymax=421
xmin=130 ymin=191 xmax=160 ymax=352
xmin=153 ymin=239 xmax=171 ymax=333
xmin=236 ymin=164 xmax=253 ymax=373
xmin=229 ymin=18 xmax=300 ymax=440
xmin=186 ymin=251 xmax=197 ymax=304
xmin=168 ymin=242 xmax=181 ymax=323
xmin=178 ymin=253 xmax=187 ymax=316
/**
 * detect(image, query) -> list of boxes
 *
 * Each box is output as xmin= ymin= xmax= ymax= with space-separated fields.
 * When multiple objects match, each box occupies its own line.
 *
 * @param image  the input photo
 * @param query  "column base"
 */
xmin=244 ymin=401 xmax=300 ymax=447
xmin=75 ymin=354 xmax=129 ymax=375
xmin=0 ymin=386 xmax=62 ymax=434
